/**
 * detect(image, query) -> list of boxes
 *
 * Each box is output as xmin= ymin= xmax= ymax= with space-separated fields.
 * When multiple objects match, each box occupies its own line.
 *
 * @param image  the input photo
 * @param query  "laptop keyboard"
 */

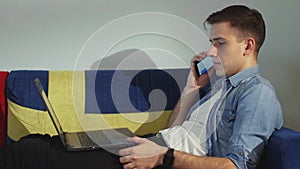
xmin=78 ymin=132 xmax=111 ymax=147
xmin=90 ymin=131 xmax=111 ymax=144
xmin=78 ymin=132 xmax=98 ymax=147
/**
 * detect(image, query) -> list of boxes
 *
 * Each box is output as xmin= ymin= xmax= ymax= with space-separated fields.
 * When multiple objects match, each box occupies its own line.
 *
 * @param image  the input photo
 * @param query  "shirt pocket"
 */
xmin=221 ymin=109 xmax=236 ymax=129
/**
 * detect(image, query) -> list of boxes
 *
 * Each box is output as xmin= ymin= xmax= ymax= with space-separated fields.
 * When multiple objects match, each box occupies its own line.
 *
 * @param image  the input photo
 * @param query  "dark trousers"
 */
xmin=0 ymin=134 xmax=168 ymax=169
xmin=0 ymin=134 xmax=124 ymax=169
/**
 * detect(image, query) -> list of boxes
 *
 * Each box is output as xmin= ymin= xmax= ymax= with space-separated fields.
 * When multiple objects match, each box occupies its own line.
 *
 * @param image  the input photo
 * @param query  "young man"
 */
xmin=118 ymin=5 xmax=283 ymax=169
xmin=0 ymin=5 xmax=282 ymax=169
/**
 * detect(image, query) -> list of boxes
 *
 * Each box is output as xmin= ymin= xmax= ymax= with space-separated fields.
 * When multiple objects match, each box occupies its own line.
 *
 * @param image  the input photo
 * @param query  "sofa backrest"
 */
xmin=6 ymin=69 xmax=189 ymax=141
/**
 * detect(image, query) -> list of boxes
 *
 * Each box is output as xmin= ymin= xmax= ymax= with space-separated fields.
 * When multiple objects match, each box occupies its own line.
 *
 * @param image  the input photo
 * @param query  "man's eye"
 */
xmin=210 ymin=41 xmax=226 ymax=47
xmin=214 ymin=42 xmax=225 ymax=47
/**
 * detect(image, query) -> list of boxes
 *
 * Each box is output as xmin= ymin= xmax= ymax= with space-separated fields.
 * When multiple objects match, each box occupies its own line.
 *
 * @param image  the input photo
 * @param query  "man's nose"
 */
xmin=207 ymin=45 xmax=217 ymax=57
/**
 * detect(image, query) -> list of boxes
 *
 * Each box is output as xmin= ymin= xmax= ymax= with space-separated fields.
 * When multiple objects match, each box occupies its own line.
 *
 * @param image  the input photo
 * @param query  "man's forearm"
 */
xmin=172 ymin=150 xmax=236 ymax=169
xmin=167 ymin=86 xmax=200 ymax=127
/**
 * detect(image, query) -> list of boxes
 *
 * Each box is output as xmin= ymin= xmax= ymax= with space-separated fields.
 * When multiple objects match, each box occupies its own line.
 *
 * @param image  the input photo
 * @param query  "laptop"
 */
xmin=34 ymin=77 xmax=136 ymax=152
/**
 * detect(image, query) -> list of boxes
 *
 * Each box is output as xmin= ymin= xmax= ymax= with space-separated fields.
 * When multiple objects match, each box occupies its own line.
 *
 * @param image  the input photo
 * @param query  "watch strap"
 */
xmin=162 ymin=148 xmax=174 ymax=168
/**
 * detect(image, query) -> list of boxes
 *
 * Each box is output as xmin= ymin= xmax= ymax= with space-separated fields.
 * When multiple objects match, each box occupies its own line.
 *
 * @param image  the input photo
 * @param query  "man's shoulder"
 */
xmin=230 ymin=74 xmax=278 ymax=101
xmin=244 ymin=74 xmax=276 ymax=92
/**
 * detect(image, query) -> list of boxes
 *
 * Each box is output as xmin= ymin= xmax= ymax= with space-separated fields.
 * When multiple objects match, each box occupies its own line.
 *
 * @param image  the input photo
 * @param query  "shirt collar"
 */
xmin=226 ymin=65 xmax=260 ymax=87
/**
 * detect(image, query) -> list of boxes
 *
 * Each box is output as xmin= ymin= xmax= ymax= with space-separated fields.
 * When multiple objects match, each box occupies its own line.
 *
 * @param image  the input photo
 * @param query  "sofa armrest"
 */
xmin=262 ymin=127 xmax=300 ymax=169
xmin=0 ymin=71 xmax=9 ymax=147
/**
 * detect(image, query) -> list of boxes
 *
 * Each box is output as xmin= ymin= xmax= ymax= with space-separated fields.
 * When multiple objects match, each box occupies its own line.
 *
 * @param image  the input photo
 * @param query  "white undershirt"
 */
xmin=159 ymin=88 xmax=222 ymax=156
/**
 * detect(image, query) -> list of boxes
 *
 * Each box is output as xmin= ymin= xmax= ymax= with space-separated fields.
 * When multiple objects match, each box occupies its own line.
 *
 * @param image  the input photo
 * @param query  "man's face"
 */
xmin=207 ymin=22 xmax=246 ymax=77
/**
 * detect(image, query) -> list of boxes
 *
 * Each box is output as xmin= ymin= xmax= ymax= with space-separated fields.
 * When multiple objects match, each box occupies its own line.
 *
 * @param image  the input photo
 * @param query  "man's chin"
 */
xmin=215 ymin=70 xmax=225 ymax=77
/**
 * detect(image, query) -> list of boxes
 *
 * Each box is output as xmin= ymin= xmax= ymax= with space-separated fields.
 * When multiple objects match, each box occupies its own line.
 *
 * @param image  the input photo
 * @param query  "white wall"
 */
xmin=1 ymin=0 xmax=299 ymax=130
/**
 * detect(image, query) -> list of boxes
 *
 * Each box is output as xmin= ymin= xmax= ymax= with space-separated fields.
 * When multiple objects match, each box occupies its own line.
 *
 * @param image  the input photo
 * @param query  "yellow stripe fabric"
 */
xmin=48 ymin=71 xmax=84 ymax=132
xmin=80 ymin=110 xmax=172 ymax=136
xmin=7 ymin=99 xmax=57 ymax=141
xmin=8 ymin=71 xmax=172 ymax=141
xmin=48 ymin=71 xmax=171 ymax=135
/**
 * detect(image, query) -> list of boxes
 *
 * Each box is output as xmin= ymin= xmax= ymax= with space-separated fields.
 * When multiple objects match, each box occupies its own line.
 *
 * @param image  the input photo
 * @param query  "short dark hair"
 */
xmin=204 ymin=5 xmax=266 ymax=54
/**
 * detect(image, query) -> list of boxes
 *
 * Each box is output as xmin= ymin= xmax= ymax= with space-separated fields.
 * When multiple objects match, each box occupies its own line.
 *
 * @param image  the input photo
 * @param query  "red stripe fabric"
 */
xmin=0 ymin=71 xmax=9 ymax=147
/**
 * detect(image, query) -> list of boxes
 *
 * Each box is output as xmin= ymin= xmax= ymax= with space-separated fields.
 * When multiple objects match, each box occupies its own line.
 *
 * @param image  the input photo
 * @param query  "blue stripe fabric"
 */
xmin=85 ymin=70 xmax=148 ymax=114
xmin=130 ymin=69 xmax=180 ymax=111
xmin=85 ymin=69 xmax=189 ymax=114
xmin=6 ymin=69 xmax=190 ymax=114
xmin=6 ymin=70 xmax=49 ymax=111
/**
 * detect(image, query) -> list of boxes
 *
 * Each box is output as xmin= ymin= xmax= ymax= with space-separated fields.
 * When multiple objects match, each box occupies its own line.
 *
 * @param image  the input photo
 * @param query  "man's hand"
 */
xmin=167 ymin=52 xmax=216 ymax=127
xmin=188 ymin=52 xmax=215 ymax=89
xmin=119 ymin=137 xmax=168 ymax=169
xmin=119 ymin=137 xmax=236 ymax=169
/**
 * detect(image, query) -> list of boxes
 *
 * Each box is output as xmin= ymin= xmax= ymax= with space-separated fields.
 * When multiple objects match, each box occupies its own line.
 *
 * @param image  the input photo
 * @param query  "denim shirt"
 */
xmin=189 ymin=66 xmax=283 ymax=169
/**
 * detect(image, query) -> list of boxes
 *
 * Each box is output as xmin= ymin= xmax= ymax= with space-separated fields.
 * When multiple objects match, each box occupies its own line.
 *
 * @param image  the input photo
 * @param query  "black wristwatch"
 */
xmin=162 ymin=148 xmax=174 ymax=168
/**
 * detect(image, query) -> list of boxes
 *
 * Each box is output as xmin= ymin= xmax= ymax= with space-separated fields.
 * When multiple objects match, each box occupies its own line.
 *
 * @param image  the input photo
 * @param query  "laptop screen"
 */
xmin=34 ymin=78 xmax=65 ymax=138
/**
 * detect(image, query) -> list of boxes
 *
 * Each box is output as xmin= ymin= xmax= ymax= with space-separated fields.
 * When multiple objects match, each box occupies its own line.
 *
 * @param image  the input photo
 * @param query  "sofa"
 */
xmin=1 ymin=69 xmax=300 ymax=169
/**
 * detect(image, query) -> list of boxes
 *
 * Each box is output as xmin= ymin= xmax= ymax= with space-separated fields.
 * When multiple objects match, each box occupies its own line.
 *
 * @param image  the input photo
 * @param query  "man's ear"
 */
xmin=243 ymin=38 xmax=255 ymax=56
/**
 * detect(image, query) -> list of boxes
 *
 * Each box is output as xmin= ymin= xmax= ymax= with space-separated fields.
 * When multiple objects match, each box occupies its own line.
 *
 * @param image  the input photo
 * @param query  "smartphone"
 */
xmin=195 ymin=56 xmax=214 ymax=76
